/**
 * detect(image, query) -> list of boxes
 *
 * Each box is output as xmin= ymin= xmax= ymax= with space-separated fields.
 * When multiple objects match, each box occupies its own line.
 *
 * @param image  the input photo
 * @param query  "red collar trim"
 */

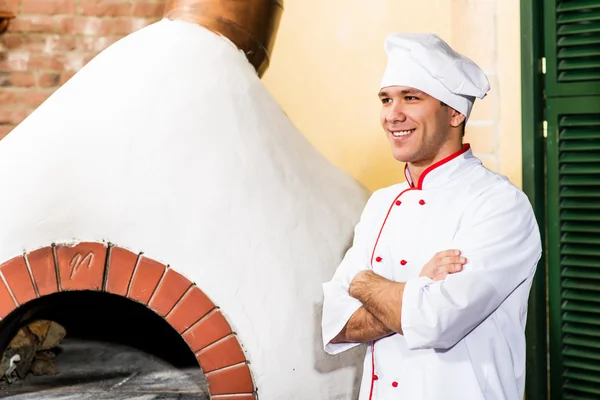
xmin=404 ymin=143 xmax=471 ymax=189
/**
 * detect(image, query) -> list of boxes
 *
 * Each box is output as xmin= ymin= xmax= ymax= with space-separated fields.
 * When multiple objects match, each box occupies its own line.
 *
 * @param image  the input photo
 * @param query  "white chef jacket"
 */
xmin=322 ymin=144 xmax=542 ymax=400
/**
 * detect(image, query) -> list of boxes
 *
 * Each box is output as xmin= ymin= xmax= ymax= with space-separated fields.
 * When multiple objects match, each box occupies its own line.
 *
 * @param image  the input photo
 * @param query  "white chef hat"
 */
xmin=380 ymin=33 xmax=491 ymax=121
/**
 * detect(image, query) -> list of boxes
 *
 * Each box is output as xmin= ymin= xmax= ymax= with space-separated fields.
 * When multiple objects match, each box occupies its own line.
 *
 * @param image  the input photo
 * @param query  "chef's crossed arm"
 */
xmin=344 ymin=249 xmax=467 ymax=338
xmin=349 ymin=185 xmax=542 ymax=351
xmin=321 ymin=190 xmax=469 ymax=354
xmin=322 ymin=190 xmax=395 ymax=355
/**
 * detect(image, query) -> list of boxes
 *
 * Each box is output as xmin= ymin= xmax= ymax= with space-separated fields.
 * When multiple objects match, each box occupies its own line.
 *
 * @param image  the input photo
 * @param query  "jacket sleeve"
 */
xmin=321 ymin=191 xmax=381 ymax=355
xmin=401 ymin=185 xmax=542 ymax=350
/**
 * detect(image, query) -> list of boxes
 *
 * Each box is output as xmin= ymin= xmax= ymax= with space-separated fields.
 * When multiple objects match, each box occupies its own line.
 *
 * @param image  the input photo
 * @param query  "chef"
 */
xmin=321 ymin=33 xmax=542 ymax=400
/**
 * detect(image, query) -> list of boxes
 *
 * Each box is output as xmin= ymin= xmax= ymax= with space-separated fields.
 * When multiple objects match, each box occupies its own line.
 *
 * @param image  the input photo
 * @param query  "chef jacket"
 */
xmin=322 ymin=144 xmax=542 ymax=400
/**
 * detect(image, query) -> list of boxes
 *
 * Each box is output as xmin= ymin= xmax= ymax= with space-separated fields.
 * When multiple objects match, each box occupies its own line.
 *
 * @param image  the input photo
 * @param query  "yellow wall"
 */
xmin=262 ymin=0 xmax=522 ymax=192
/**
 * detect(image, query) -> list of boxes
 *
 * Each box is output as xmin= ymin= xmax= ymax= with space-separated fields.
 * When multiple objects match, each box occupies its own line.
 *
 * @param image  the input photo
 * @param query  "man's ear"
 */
xmin=450 ymin=108 xmax=466 ymax=128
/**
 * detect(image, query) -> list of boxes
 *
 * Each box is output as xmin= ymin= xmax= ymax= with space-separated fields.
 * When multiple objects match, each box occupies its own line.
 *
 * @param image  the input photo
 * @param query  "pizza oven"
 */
xmin=0 ymin=0 xmax=368 ymax=398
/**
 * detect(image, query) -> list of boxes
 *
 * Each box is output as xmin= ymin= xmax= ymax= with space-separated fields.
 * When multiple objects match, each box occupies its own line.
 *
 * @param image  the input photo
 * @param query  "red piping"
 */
xmin=368 ymin=343 xmax=376 ymax=400
xmin=416 ymin=143 xmax=470 ymax=189
xmin=369 ymin=188 xmax=414 ymax=268
xmin=367 ymin=143 xmax=470 ymax=400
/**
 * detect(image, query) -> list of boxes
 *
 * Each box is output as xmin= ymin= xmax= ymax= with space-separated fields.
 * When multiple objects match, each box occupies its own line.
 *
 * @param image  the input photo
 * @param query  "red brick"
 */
xmin=51 ymin=53 xmax=87 ymax=71
xmin=28 ymin=54 xmax=53 ymax=69
xmin=209 ymin=395 xmax=255 ymax=400
xmin=0 ymin=53 xmax=53 ymax=71
xmin=0 ymin=125 xmax=14 ymax=139
xmin=0 ymin=71 xmax=35 ymax=87
xmin=183 ymin=310 xmax=232 ymax=353
xmin=111 ymin=17 xmax=148 ymax=35
xmin=165 ymin=286 xmax=215 ymax=333
xmin=56 ymin=242 xmax=107 ymax=291
xmin=132 ymin=2 xmax=165 ymax=18
xmin=110 ymin=17 xmax=132 ymax=35
xmin=82 ymin=53 xmax=96 ymax=65
xmin=0 ymin=90 xmax=20 ymax=106
xmin=58 ymin=71 xmax=74 ymax=85
xmin=9 ymin=34 xmax=74 ymax=53
xmin=148 ymin=268 xmax=192 ymax=317
xmin=2 ymin=0 xmax=19 ymax=13
xmin=7 ymin=16 xmax=56 ymax=33
xmin=0 ymin=276 xmax=17 ymax=319
xmin=128 ymin=256 xmax=166 ymax=304
xmin=76 ymin=36 xmax=117 ymax=52
xmin=80 ymin=0 xmax=132 ymax=17
xmin=4 ymin=52 xmax=30 ymax=71
xmin=0 ymin=109 xmax=30 ymax=125
xmin=0 ymin=34 xmax=24 ymax=50
xmin=21 ymin=0 xmax=76 ymax=15
xmin=1 ymin=256 xmax=37 ymax=305
xmin=38 ymin=71 xmax=60 ymax=88
xmin=43 ymin=35 xmax=76 ymax=52
xmin=0 ymin=55 xmax=11 ymax=70
xmin=59 ymin=17 xmax=112 ymax=36
xmin=26 ymin=247 xmax=58 ymax=296
xmin=38 ymin=70 xmax=75 ymax=87
xmin=19 ymin=89 xmax=52 ymax=107
xmin=205 ymin=364 xmax=254 ymax=395
xmin=196 ymin=335 xmax=247 ymax=373
xmin=9 ymin=34 xmax=45 ymax=52
xmin=105 ymin=246 xmax=138 ymax=296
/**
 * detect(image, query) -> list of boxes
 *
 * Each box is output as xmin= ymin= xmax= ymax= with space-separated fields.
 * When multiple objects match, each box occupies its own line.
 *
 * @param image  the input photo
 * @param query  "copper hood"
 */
xmin=163 ymin=0 xmax=283 ymax=77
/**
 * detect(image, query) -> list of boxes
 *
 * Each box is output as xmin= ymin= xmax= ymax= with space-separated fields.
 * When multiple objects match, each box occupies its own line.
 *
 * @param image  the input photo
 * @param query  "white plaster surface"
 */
xmin=0 ymin=18 xmax=369 ymax=399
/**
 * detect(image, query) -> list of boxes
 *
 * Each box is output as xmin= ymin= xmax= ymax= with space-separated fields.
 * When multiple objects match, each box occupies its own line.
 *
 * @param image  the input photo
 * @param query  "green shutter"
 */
xmin=545 ymin=0 xmax=600 ymax=97
xmin=545 ymin=0 xmax=600 ymax=398
xmin=547 ymin=98 xmax=600 ymax=400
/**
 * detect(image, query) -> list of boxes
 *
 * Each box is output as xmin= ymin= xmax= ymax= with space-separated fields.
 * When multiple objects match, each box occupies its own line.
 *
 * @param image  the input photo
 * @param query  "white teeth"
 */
xmin=391 ymin=129 xmax=414 ymax=137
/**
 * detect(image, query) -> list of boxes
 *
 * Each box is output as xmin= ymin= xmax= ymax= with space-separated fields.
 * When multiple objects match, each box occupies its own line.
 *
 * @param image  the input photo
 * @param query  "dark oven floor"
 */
xmin=0 ymin=337 xmax=209 ymax=399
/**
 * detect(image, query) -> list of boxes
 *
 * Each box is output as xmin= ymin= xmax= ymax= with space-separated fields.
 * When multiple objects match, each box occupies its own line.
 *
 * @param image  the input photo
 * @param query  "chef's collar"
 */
xmin=404 ymin=143 xmax=480 ymax=189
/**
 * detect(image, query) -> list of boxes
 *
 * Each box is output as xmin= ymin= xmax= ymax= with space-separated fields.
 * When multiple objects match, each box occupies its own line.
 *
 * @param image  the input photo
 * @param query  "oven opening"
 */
xmin=0 ymin=290 xmax=208 ymax=399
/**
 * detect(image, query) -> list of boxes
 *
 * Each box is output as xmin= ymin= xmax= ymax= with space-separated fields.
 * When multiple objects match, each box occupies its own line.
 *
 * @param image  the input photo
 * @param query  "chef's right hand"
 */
xmin=419 ymin=250 xmax=467 ymax=281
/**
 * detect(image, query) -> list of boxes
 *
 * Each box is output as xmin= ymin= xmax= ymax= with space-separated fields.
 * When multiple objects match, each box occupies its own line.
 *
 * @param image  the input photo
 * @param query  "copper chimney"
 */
xmin=163 ymin=0 xmax=283 ymax=77
xmin=0 ymin=0 xmax=16 ymax=35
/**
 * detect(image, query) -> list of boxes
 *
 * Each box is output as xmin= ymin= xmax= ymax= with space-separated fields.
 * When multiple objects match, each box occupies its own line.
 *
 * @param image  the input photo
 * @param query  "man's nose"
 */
xmin=386 ymin=103 xmax=407 ymax=123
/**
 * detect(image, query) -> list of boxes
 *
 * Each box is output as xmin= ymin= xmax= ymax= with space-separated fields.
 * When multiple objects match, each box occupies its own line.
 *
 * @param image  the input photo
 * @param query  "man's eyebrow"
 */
xmin=377 ymin=89 xmax=425 ymax=97
xmin=399 ymin=89 xmax=424 ymax=96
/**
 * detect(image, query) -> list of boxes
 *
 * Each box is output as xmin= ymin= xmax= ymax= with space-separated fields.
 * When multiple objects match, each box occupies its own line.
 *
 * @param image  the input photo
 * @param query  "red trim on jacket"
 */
xmin=369 ymin=343 xmax=376 ymax=400
xmin=367 ymin=143 xmax=471 ymax=400
xmin=402 ymin=143 xmax=471 ymax=190
xmin=369 ymin=188 xmax=415 ymax=268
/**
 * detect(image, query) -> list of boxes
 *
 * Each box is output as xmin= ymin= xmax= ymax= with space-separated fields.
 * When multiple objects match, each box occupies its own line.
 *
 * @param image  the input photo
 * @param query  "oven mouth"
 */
xmin=0 ymin=291 xmax=207 ymax=398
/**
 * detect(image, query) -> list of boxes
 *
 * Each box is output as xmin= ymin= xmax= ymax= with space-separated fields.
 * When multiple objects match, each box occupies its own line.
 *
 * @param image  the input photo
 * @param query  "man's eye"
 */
xmin=405 ymin=96 xmax=419 ymax=101
xmin=381 ymin=98 xmax=392 ymax=104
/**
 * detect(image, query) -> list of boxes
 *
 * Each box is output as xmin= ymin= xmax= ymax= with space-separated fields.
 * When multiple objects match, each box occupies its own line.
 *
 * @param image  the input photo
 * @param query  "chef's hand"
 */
xmin=419 ymin=249 xmax=467 ymax=281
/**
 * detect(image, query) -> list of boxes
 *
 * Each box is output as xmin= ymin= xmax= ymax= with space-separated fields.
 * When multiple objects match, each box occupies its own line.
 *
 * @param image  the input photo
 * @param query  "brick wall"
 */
xmin=0 ymin=0 xmax=167 ymax=139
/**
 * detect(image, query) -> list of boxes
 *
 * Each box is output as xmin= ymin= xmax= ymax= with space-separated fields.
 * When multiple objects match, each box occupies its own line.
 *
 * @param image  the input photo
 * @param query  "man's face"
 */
xmin=378 ymin=85 xmax=461 ymax=165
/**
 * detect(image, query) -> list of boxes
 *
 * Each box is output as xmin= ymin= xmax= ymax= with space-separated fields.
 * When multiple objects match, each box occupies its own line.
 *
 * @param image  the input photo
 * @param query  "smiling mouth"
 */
xmin=390 ymin=129 xmax=415 ymax=137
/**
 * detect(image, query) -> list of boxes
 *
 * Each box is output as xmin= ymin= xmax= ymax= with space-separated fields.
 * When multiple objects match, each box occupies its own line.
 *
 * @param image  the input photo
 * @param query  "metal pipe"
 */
xmin=163 ymin=0 xmax=284 ymax=77
xmin=0 ymin=0 xmax=16 ymax=35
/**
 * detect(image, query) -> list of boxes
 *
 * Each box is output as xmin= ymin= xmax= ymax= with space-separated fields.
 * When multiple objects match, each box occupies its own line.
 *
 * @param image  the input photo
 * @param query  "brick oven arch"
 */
xmin=0 ymin=241 xmax=256 ymax=399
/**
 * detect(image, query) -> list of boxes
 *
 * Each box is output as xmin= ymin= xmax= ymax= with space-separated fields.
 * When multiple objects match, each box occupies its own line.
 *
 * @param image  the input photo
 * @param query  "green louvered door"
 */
xmin=545 ymin=0 xmax=600 ymax=95
xmin=547 ymin=101 xmax=600 ymax=399
xmin=545 ymin=0 xmax=600 ymax=399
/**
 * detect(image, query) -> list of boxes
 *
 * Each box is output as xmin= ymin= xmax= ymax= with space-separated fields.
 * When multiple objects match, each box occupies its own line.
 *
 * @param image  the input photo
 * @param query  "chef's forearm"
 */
xmin=331 ymin=306 xmax=393 ymax=344
xmin=351 ymin=272 xmax=406 ymax=334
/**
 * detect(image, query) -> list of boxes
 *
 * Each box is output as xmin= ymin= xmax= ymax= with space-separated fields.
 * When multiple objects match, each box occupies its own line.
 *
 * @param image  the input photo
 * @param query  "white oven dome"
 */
xmin=0 ymin=18 xmax=368 ymax=399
